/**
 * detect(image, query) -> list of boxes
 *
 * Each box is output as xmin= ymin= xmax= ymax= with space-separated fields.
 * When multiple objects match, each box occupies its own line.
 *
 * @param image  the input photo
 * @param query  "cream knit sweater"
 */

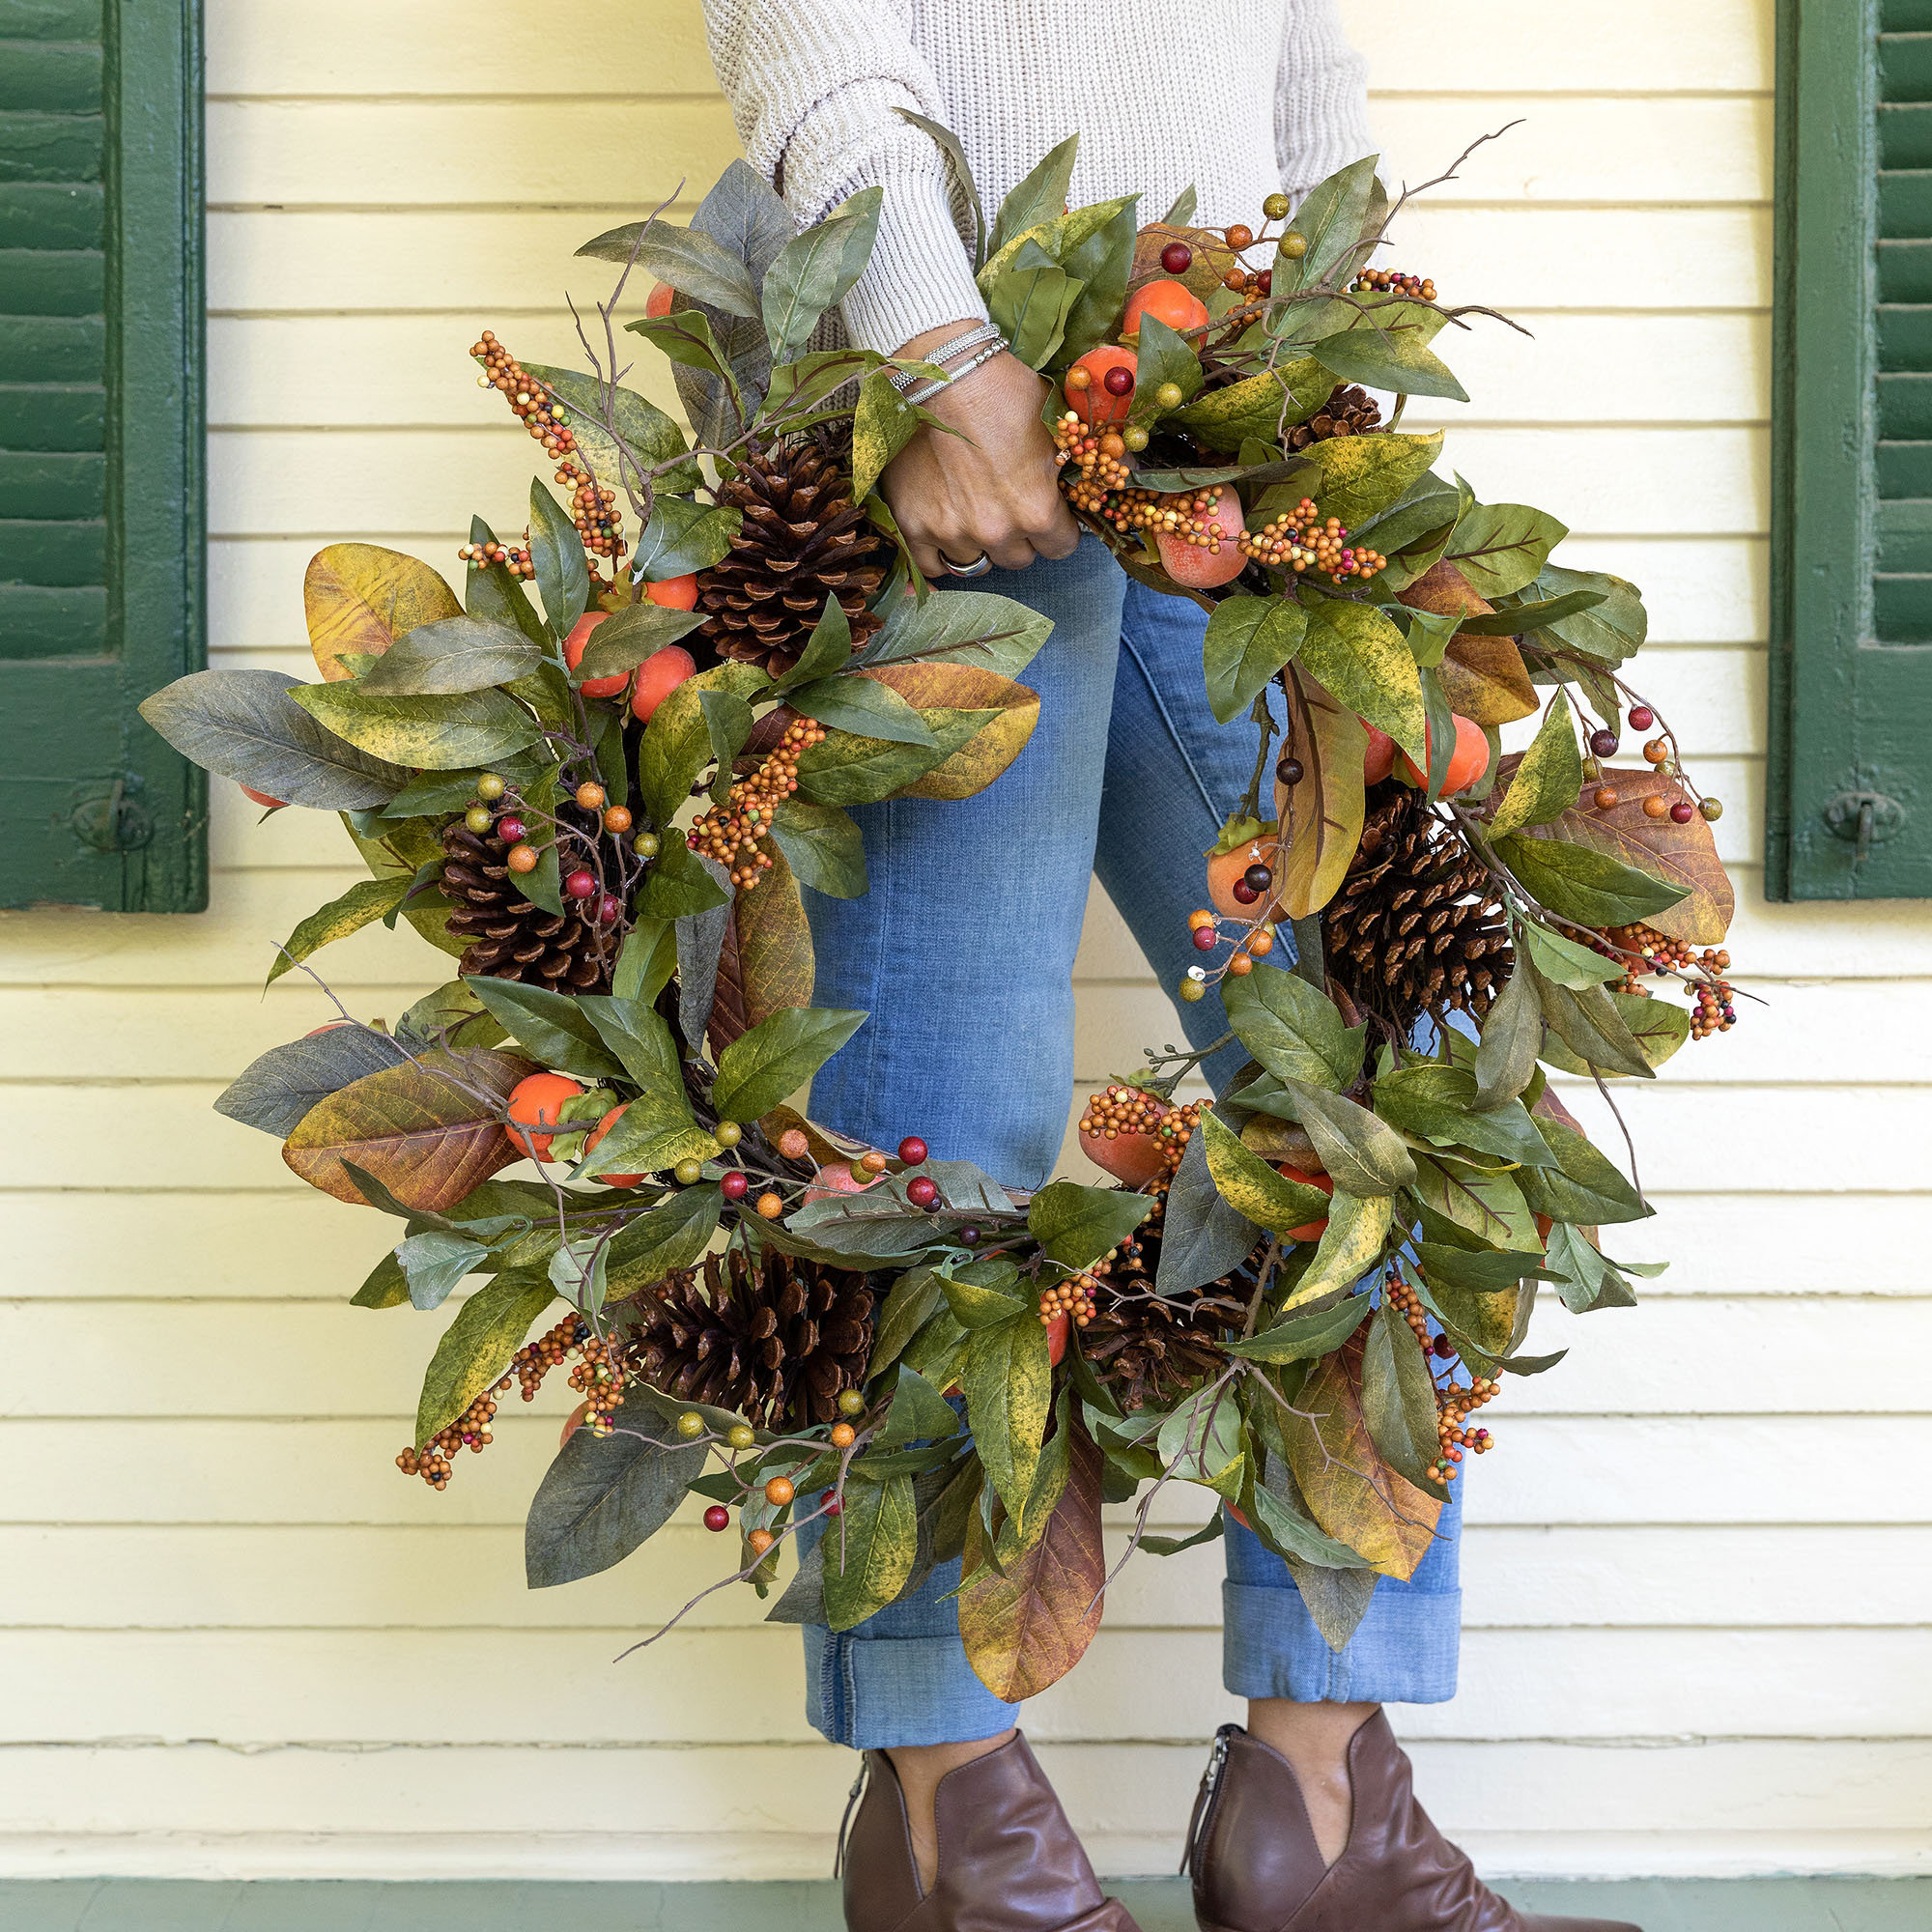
xmin=700 ymin=0 xmax=1375 ymax=355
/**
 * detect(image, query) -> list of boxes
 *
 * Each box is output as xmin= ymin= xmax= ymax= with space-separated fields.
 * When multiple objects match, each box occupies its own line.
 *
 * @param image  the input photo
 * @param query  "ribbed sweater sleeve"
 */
xmin=700 ymin=0 xmax=989 ymax=355
xmin=1275 ymin=0 xmax=1377 ymax=198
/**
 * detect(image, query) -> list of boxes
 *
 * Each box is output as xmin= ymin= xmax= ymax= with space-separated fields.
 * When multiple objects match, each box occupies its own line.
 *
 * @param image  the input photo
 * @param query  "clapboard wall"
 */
xmin=2 ymin=0 xmax=1927 ymax=1884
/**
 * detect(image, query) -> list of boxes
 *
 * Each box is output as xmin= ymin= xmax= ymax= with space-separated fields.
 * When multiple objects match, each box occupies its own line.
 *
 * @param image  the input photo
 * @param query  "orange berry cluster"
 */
xmin=688 ymin=715 xmax=827 ymax=888
xmin=1153 ymin=1098 xmax=1206 ymax=1174
xmin=1077 ymin=1085 xmax=1207 ymax=1176
xmin=1600 ymin=922 xmax=1695 ymax=990
xmin=1053 ymin=412 xmax=1137 ymax=513
xmin=1385 ymin=1280 xmax=1496 ymax=1484
xmin=1237 ymin=497 xmax=1386 ymax=581
xmin=1350 ymin=269 xmax=1437 ymax=302
xmin=397 ymin=1315 xmax=622 ymax=1490
xmin=457 ymin=535 xmax=535 ymax=580
xmin=1038 ymin=1269 xmax=1100 ymax=1329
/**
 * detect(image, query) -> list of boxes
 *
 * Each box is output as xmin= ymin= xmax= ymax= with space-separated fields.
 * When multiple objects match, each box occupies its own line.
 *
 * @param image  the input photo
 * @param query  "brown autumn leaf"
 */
xmin=1283 ymin=1332 xmax=1443 ymax=1580
xmin=1399 ymin=559 xmax=1538 ymax=725
xmin=957 ymin=1419 xmax=1107 ymax=1702
xmin=1522 ymin=763 xmax=1734 ymax=945
xmin=304 ymin=543 xmax=464 ymax=682
xmin=859 ymin=662 xmax=1040 ymax=801
xmin=282 ymin=1046 xmax=536 ymax=1211
xmin=1239 ymin=1115 xmax=1322 ymax=1168
xmin=1129 ymin=222 xmax=1238 ymax=302
xmin=717 ymin=842 xmax=813 ymax=1051
xmin=1274 ymin=667 xmax=1368 ymax=918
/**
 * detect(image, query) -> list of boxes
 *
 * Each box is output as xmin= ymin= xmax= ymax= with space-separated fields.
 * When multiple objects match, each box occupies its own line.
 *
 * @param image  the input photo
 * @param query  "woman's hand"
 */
xmin=881 ymin=320 xmax=1081 ymax=579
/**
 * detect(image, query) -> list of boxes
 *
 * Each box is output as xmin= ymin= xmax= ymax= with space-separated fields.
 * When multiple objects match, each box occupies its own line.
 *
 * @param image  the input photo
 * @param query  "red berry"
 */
xmin=1628 ymin=705 xmax=1655 ymax=730
xmin=1671 ymin=800 xmax=1695 ymax=824
xmin=1160 ymin=242 xmax=1193 ymax=274
xmin=1192 ymin=925 xmax=1218 ymax=952
xmin=820 ymin=1490 xmax=843 ymax=1519
xmin=1255 ymin=269 xmax=1272 ymax=297
xmin=1590 ymin=729 xmax=1619 ymax=757
xmin=1103 ymin=364 xmax=1135 ymax=397
xmin=959 ymin=1225 xmax=981 ymax=1245
xmin=597 ymin=893 xmax=623 ymax=923
xmin=721 ymin=1171 xmax=750 ymax=1202
xmin=496 ymin=815 xmax=526 ymax=843
xmin=897 ymin=1135 xmax=928 ymax=1165
xmin=906 ymin=1176 xmax=940 ymax=1209
xmin=1232 ymin=879 xmax=1260 ymax=905
xmin=702 ymin=1505 xmax=730 ymax=1532
xmin=563 ymin=868 xmax=597 ymax=900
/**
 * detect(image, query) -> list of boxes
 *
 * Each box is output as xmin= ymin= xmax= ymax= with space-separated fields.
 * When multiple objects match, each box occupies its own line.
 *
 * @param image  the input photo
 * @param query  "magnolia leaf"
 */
xmin=963 ymin=1315 xmax=1053 ymax=1530
xmin=769 ymin=799 xmax=867 ymax=899
xmin=1443 ymin=502 xmax=1569 ymax=600
xmin=763 ymin=186 xmax=884 ymax=358
xmin=526 ymin=479 xmax=591 ymax=637
xmin=303 ymin=543 xmax=463 ymax=682
xmin=1408 ymin=1153 xmax=1542 ymax=1254
xmin=712 ymin=1007 xmax=867 ymax=1126
xmin=1298 ymin=430 xmax=1443 ymax=526
xmin=283 ymin=1046 xmax=535 ymax=1211
xmin=216 ymin=1024 xmax=411 ymax=1139
xmin=989 ymin=242 xmax=1082 ymax=372
xmin=1280 ymin=1191 xmax=1392 ymax=1312
xmin=858 ymin=661 xmax=1041 ymax=801
xmin=1286 ymin=1556 xmax=1381 ymax=1651
xmin=1027 ymin=1179 xmax=1153 ymax=1269
xmin=1522 ymin=765 xmax=1734 ymax=945
xmin=675 ymin=857 xmax=735 ymax=1048
xmin=1537 ymin=988 xmax=1690 ymax=1077
xmin=867 ymin=587 xmax=1054 ymax=678
xmin=1314 ymin=319 xmax=1467 ymax=403
xmin=988 ymin=132 xmax=1080 ymax=260
xmin=260 ymin=874 xmax=414 ymax=985
xmin=1518 ymin=918 xmax=1626 ymax=990
xmin=1204 ymin=595 xmax=1308 ymax=724
xmin=633 ymin=497 xmax=744 ymax=582
xmin=1282 ymin=1333 xmax=1442 ymax=1578
xmin=416 ymin=1268 xmax=556 ymax=1446
xmin=604 ymin=1186 xmax=723 ymax=1300
xmin=1361 ymin=1301 xmax=1450 ymax=1496
xmin=1166 ymin=361 xmax=1331 ymax=453
xmin=959 ymin=1418 xmax=1106 ymax=1701
xmin=636 ymin=829 xmax=729 ymax=921
xmin=793 ymin=711 xmax=986 ymax=806
xmin=294 ymin=682 xmax=542 ymax=771
xmin=466 ymin=980 xmax=627 ymax=1082
xmin=1157 ymin=1128 xmax=1266 ymax=1294
xmin=788 ymin=672 xmax=937 ymax=748
xmin=139 ymin=668 xmax=412 ymax=809
xmin=1298 ymin=594 xmax=1426 ymax=765
xmin=1490 ymin=696 xmax=1585 ymax=838
xmin=573 ymin=603 xmax=707 ymax=682
xmin=850 ymin=366 xmax=922 ymax=503
xmin=1277 ymin=668 xmax=1369 ymax=918
xmin=1471 ymin=966 xmax=1542 ymax=1110
xmin=1518 ymin=1112 xmax=1651 ymax=1226
xmin=1497 ymin=831 xmax=1688 ymax=929
xmin=1057 ymin=195 xmax=1140 ymax=362
xmin=709 ymin=846 xmax=813 ymax=1057
xmin=1221 ymin=957 xmax=1365 ymax=1090
xmin=525 ymin=1388 xmax=707 ymax=1587
xmin=1397 ymin=561 xmax=1538 ymax=725
xmin=819 ymin=1470 xmax=921 ymax=1630
xmin=1281 ymin=1080 xmax=1417 ymax=1196
xmin=1125 ymin=312 xmax=1205 ymax=422
xmin=355 ymin=613 xmax=542 ymax=696
xmin=1202 ymin=1110 xmax=1334 ymax=1236
xmin=1271 ymin=155 xmax=1378 ymax=294
xmin=520 ymin=360 xmax=698 ymax=497
xmin=576 ymin=213 xmax=760 ymax=314
xmin=1226 ymin=1292 xmax=1370 ymax=1363
xmin=1372 ymin=1062 xmax=1555 ymax=1168
xmin=1532 ymin=564 xmax=1649 ymax=666
xmin=868 ymin=1267 xmax=948 ymax=1378
xmin=1528 ymin=966 xmax=1657 ymax=1081
xmin=636 ymin=662 xmax=767 ymax=825
xmin=394 ymin=1229 xmax=489 ymax=1313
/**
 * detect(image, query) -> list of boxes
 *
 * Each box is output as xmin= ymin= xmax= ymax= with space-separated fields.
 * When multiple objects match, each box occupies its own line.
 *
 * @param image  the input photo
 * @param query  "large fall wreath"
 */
xmin=143 ymin=128 xmax=1742 ymax=1691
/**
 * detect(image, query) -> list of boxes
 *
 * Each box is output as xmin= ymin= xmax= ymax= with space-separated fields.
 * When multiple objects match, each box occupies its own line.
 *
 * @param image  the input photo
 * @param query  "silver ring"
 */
xmin=941 ymin=551 xmax=993 ymax=579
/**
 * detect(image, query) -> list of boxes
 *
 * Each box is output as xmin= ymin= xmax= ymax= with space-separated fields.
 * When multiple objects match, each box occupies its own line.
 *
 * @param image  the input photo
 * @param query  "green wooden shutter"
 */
xmin=0 ymin=0 xmax=205 ymax=911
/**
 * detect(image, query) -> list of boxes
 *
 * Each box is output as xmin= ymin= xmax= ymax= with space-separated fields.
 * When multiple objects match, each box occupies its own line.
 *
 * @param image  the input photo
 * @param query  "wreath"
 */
xmin=142 ymin=127 xmax=1741 ymax=1693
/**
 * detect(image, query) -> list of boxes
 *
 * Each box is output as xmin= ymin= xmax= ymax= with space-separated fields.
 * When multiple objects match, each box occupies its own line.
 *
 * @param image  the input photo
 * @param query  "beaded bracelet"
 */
xmin=886 ymin=320 xmax=1005 ymax=395
xmin=900 ymin=340 xmax=1008 ymax=409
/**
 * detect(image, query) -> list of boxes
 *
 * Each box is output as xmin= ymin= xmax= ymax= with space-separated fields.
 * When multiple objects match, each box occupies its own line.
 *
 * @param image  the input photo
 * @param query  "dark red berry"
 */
xmin=597 ymin=893 xmax=623 ymax=923
xmin=906 ymin=1175 xmax=940 ymax=1209
xmin=1161 ymin=241 xmax=1193 ymax=274
xmin=1103 ymin=364 xmax=1135 ymax=396
xmin=1243 ymin=864 xmax=1273 ymax=893
xmin=1671 ymin=800 xmax=1695 ymax=823
xmin=820 ymin=1489 xmax=843 ymax=1519
xmin=1276 ymin=756 xmax=1304 ymax=785
xmin=959 ymin=1225 xmax=981 ymax=1246
xmin=721 ymin=1172 xmax=750 ymax=1202
xmin=1255 ymin=269 xmax=1272 ymax=297
xmin=702 ymin=1505 xmax=730 ymax=1532
xmin=1628 ymin=705 xmax=1655 ymax=730
xmin=496 ymin=815 xmax=526 ymax=843
xmin=1590 ymin=729 xmax=1619 ymax=757
xmin=1433 ymin=1334 xmax=1455 ymax=1358
xmin=563 ymin=868 xmax=597 ymax=899
xmin=897 ymin=1135 xmax=928 ymax=1165
xmin=1192 ymin=926 xmax=1218 ymax=952
xmin=1232 ymin=878 xmax=1260 ymax=905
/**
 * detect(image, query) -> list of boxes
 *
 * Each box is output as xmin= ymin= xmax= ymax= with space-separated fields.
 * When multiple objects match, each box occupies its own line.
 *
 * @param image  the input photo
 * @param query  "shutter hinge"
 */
xmin=71 ymin=776 xmax=155 ymax=854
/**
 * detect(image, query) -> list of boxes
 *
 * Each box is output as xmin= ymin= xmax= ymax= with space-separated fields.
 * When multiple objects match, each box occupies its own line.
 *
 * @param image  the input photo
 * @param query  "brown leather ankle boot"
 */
xmin=1185 ymin=1717 xmax=1640 ymax=1932
xmin=839 ymin=1730 xmax=1145 ymax=1932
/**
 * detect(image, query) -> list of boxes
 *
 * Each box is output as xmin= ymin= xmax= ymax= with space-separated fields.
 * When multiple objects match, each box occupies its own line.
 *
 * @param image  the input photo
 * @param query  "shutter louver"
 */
xmin=0 ymin=0 xmax=205 ymax=911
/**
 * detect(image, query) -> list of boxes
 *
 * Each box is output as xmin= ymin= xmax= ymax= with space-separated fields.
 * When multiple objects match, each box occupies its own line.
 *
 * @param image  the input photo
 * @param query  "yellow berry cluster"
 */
xmin=1237 ymin=498 xmax=1385 ymax=581
xmin=688 ymin=716 xmax=827 ymax=888
xmin=1385 ymin=1280 xmax=1496 ymax=1484
xmin=1350 ymin=269 xmax=1438 ymax=302
xmin=457 ymin=535 xmax=535 ymax=580
xmin=1038 ymin=1270 xmax=1100 ymax=1329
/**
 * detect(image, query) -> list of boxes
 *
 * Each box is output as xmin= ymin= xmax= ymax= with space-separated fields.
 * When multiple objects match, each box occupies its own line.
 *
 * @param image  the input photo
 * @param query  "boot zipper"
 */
xmin=1180 ymin=1728 xmax=1233 ymax=1875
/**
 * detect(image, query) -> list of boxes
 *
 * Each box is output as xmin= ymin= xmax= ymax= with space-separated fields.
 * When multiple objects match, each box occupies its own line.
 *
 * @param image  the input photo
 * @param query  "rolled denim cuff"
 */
xmin=804 ymin=1617 xmax=1020 ymax=1749
xmin=1221 ymin=1574 xmax=1463 ymax=1705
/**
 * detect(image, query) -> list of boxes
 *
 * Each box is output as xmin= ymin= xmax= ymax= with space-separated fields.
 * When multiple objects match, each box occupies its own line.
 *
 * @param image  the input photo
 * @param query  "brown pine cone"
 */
xmin=1285 ymin=383 xmax=1383 ymax=452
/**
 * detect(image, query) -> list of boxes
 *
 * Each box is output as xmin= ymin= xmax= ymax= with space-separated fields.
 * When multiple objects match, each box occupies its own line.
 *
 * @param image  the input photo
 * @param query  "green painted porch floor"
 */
xmin=0 ymin=1879 xmax=1924 ymax=1930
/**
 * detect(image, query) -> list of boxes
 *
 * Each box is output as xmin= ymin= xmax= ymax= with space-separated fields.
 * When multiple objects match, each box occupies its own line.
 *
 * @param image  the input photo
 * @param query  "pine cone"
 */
xmin=439 ymin=802 xmax=628 ymax=993
xmin=625 ymin=1246 xmax=877 ymax=1429
xmin=1284 ymin=384 xmax=1383 ymax=452
xmin=1080 ymin=1190 xmax=1259 ymax=1413
xmin=1322 ymin=781 xmax=1514 ymax=1041
xmin=696 ymin=434 xmax=893 ymax=675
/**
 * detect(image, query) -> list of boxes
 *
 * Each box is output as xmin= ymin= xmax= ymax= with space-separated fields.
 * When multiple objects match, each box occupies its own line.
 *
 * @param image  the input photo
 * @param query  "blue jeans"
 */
xmin=799 ymin=538 xmax=1463 ymax=1748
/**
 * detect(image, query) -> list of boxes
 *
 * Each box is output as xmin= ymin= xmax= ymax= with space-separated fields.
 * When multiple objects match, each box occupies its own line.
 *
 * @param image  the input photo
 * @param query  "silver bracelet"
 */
xmin=887 ymin=320 xmax=1004 ymax=393
xmin=901 ymin=339 xmax=1007 ymax=409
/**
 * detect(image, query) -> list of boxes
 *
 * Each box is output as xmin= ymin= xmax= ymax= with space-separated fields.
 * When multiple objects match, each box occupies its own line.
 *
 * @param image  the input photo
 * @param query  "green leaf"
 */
xmin=1497 ymin=832 xmax=1689 ymax=929
xmin=1373 ymin=1063 xmax=1555 ymax=1168
xmin=850 ymin=366 xmax=922 ymax=503
xmin=787 ymin=672 xmax=938 ymax=747
xmin=354 ymin=613 xmax=542 ymax=696
xmin=698 ymin=688 xmax=755 ymax=803
xmin=1443 ymin=502 xmax=1569 ymax=601
xmin=576 ymin=214 xmax=761 ymax=316
xmin=1201 ymin=1111 xmax=1334 ymax=1236
xmin=605 ymin=1186 xmax=723 ymax=1299
xmin=1155 ymin=1130 xmax=1265 ymax=1295
xmin=712 ymin=1007 xmax=867 ymax=1125
xmin=762 ymin=186 xmax=884 ymax=358
xmin=1530 ymin=564 xmax=1648 ymax=666
xmin=1472 ymin=967 xmax=1542 ymax=1110
xmin=769 ymin=799 xmax=868 ymax=899
xmin=1057 ymin=196 xmax=1140 ymax=362
xmin=1360 ymin=1302 xmax=1448 ymax=1496
xmin=1456 ymin=589 xmax=1607 ymax=638
xmin=1280 ymin=1192 xmax=1392 ymax=1312
xmin=1222 ymin=960 xmax=1364 ymax=1090
xmin=638 ymin=830 xmax=731 ymax=920
xmin=633 ymin=497 xmax=744 ymax=582
xmin=1027 ymin=1179 xmax=1153 ymax=1269
xmin=1126 ymin=312 xmax=1206 ymax=423
xmin=216 ymin=1024 xmax=412 ymax=1138
xmin=294 ymin=682 xmax=542 ymax=771
xmin=466 ymin=980 xmax=628 ymax=1082
xmin=1313 ymin=314 xmax=1466 ymax=404
xmin=1203 ymin=595 xmax=1308 ymax=724
xmin=637 ymin=662 xmax=768 ymax=826
xmin=892 ymin=107 xmax=987 ymax=270
xmin=395 ymin=1230 xmax=490 ymax=1312
xmin=821 ymin=1471 xmax=921 ymax=1629
xmin=140 ymin=668 xmax=412 ymax=809
xmin=1299 ymin=430 xmax=1443 ymax=527
xmin=868 ymin=1266 xmax=949 ymax=1378
xmin=1517 ymin=919 xmax=1625 ymax=990
xmin=1227 ymin=1292 xmax=1369 ymax=1363
xmin=875 ymin=1365 xmax=967 ymax=1448
xmin=1167 ymin=360 xmax=1332 ymax=454
xmin=415 ymin=1269 xmax=556 ymax=1446
xmin=775 ymin=596 xmax=856 ymax=690
xmin=989 ymin=133 xmax=1080 ymax=259
xmin=573 ymin=602 xmax=707 ymax=683
xmin=939 ymin=1263 xmax=1030 ymax=1329
xmin=1537 ymin=988 xmax=1690 ymax=1077
xmin=988 ymin=240 xmax=1083 ymax=370
xmin=353 ymin=1250 xmax=412 ymax=1309
xmin=520 ymin=360 xmax=698 ymax=497
xmin=525 ymin=1387 xmax=708 ymax=1587
xmin=1273 ymin=156 xmax=1379 ymax=294
xmin=527 ymin=479 xmax=590 ymax=636
xmin=962 ymin=1316 xmax=1052 ymax=1530
xmin=793 ymin=711 xmax=990 ymax=806
xmin=867 ymin=585 xmax=1055 ymax=678
xmin=378 ymin=748 xmax=553 ymax=819
xmin=1544 ymin=1222 xmax=1657 ymax=1314
xmin=612 ymin=917 xmax=678 ymax=1004
xmin=263 ymin=875 xmax=413 ymax=985
xmin=1297 ymin=592 xmax=1426 ymax=764
xmin=1489 ymin=696 xmax=1584 ymax=838
xmin=1279 ymin=1079 xmax=1417 ymax=1197
xmin=1517 ymin=1114 xmax=1652 ymax=1226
